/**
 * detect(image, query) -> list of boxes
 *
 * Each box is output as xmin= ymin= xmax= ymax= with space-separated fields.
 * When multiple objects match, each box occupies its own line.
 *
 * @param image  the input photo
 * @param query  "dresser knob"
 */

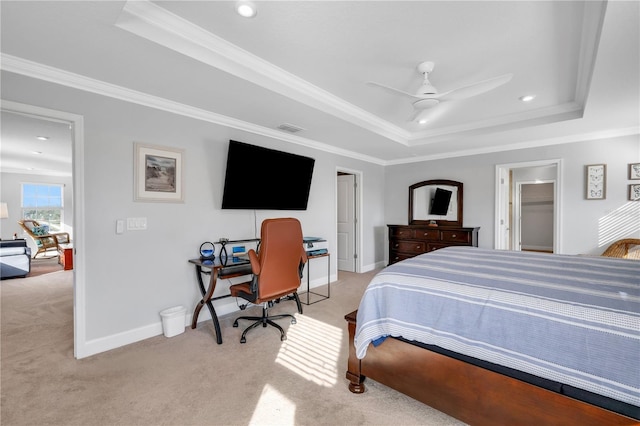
xmin=416 ymin=245 xmax=420 ymax=249
xmin=452 ymin=234 xmax=457 ymax=238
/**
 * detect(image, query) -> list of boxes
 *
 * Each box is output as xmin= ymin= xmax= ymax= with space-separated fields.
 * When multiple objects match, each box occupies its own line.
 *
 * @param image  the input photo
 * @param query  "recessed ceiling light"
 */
xmin=236 ymin=1 xmax=257 ymax=18
xmin=31 ymin=151 xmax=43 ymax=155
xmin=519 ymin=95 xmax=536 ymax=102
xmin=418 ymin=119 xmax=428 ymax=124
xmin=36 ymin=136 xmax=49 ymax=140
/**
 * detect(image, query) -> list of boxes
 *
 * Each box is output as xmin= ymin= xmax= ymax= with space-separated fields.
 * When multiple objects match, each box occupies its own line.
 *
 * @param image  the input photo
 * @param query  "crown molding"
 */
xmin=389 ymin=126 xmax=639 ymax=165
xmin=114 ymin=0 xmax=606 ymax=149
xmin=115 ymin=0 xmax=410 ymax=146
xmin=0 ymin=53 xmax=386 ymax=165
xmin=3 ymin=52 xmax=634 ymax=167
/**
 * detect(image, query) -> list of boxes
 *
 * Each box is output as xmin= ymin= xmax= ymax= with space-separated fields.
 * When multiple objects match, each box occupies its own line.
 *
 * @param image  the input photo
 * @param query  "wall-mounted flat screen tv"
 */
xmin=429 ymin=188 xmax=453 ymax=215
xmin=221 ymin=140 xmax=315 ymax=210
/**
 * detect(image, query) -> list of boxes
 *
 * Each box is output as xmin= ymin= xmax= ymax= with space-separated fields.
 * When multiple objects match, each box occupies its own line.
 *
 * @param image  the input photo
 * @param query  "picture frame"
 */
xmin=630 ymin=184 xmax=640 ymax=201
xmin=585 ymin=164 xmax=606 ymax=200
xmin=629 ymin=163 xmax=640 ymax=180
xmin=134 ymin=142 xmax=184 ymax=202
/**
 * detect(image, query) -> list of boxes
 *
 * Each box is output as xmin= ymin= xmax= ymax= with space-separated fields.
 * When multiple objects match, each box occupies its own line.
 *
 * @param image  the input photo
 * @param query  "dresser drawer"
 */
xmin=441 ymin=230 xmax=471 ymax=243
xmin=412 ymin=228 xmax=440 ymax=241
xmin=393 ymin=240 xmax=426 ymax=254
xmin=427 ymin=243 xmax=449 ymax=252
xmin=389 ymin=251 xmax=414 ymax=264
xmin=390 ymin=227 xmax=413 ymax=239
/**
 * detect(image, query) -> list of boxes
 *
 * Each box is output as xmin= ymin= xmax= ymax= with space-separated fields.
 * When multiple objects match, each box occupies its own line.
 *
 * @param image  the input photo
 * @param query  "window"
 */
xmin=21 ymin=183 xmax=64 ymax=232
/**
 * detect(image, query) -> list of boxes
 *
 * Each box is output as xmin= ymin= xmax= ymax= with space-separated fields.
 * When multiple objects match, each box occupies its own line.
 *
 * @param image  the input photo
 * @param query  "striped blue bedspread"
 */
xmin=355 ymin=246 xmax=640 ymax=407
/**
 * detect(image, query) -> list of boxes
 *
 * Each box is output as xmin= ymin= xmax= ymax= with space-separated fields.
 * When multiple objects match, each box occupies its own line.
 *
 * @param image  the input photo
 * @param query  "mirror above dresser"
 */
xmin=409 ymin=179 xmax=463 ymax=226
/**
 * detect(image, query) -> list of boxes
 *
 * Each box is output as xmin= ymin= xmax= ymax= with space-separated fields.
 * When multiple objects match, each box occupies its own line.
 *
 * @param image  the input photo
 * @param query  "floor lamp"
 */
xmin=0 ymin=202 xmax=8 ymax=240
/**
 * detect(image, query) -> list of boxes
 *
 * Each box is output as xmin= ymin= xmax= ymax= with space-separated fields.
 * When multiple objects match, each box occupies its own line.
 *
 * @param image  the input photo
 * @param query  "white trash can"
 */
xmin=160 ymin=306 xmax=187 ymax=337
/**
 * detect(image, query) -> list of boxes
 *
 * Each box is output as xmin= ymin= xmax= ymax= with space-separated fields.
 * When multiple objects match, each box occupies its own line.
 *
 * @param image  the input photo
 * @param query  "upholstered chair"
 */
xmin=229 ymin=217 xmax=307 ymax=343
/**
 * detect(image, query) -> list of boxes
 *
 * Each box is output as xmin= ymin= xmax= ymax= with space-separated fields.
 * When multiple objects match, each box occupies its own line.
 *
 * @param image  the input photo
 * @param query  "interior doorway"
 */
xmin=516 ymin=181 xmax=555 ymax=253
xmin=1 ymin=100 xmax=85 ymax=358
xmin=495 ymin=159 xmax=562 ymax=253
xmin=336 ymin=169 xmax=361 ymax=272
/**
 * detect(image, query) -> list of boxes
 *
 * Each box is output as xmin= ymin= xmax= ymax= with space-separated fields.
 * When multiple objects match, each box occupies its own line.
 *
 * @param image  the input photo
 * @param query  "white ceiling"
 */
xmin=1 ymin=0 xmax=638 ymax=175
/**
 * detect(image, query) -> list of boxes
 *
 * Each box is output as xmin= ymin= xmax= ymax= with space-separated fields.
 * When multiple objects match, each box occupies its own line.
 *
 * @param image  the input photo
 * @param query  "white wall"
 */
xmin=1 ymin=71 xmax=386 ymax=356
xmin=385 ymin=134 xmax=640 ymax=256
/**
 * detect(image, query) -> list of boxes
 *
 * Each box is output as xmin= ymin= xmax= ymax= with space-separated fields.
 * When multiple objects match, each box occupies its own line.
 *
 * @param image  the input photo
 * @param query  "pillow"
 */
xmin=31 ymin=225 xmax=49 ymax=236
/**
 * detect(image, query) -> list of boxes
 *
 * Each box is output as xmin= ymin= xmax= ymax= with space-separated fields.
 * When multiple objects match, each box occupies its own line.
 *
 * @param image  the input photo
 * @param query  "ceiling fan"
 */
xmin=367 ymin=61 xmax=513 ymax=123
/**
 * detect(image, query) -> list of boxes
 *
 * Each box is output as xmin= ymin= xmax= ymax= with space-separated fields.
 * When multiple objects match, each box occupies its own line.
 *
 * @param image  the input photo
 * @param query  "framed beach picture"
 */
xmin=134 ymin=142 xmax=184 ymax=202
xmin=629 ymin=163 xmax=640 ymax=180
xmin=630 ymin=184 xmax=640 ymax=201
xmin=585 ymin=164 xmax=606 ymax=200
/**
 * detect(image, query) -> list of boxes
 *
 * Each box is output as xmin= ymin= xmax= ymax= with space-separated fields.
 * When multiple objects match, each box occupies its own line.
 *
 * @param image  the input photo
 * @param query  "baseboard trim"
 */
xmin=78 ymin=274 xmax=338 ymax=358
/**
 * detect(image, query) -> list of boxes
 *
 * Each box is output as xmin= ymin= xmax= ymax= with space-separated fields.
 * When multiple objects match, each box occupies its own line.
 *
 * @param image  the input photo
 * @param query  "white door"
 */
xmin=337 ymin=174 xmax=356 ymax=272
xmin=496 ymin=167 xmax=511 ymax=250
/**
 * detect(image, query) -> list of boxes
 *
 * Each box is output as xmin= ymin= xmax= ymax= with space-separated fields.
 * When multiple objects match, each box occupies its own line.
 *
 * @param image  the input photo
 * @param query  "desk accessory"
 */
xmin=199 ymin=241 xmax=215 ymax=260
xmin=303 ymin=236 xmax=325 ymax=248
xmin=306 ymin=248 xmax=328 ymax=256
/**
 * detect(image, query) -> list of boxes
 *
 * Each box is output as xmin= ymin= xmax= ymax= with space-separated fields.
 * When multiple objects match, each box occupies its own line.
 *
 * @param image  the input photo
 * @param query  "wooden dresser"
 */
xmin=388 ymin=225 xmax=479 ymax=265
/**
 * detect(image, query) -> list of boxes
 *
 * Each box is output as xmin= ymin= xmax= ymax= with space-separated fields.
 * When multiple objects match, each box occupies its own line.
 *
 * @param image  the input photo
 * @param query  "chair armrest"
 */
xmin=52 ymin=232 xmax=71 ymax=244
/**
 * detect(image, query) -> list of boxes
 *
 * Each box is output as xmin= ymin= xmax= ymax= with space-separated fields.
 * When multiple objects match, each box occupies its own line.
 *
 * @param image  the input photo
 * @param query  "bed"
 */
xmin=345 ymin=246 xmax=640 ymax=425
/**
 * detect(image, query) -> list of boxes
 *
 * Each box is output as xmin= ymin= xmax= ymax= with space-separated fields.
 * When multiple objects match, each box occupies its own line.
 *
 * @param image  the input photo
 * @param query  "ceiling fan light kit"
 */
xmin=368 ymin=61 xmax=514 ymax=123
xmin=413 ymin=98 xmax=440 ymax=110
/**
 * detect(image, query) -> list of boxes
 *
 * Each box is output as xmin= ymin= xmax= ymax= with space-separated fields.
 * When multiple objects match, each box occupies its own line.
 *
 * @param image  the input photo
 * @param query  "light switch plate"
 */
xmin=127 ymin=217 xmax=147 ymax=231
xmin=116 ymin=219 xmax=124 ymax=234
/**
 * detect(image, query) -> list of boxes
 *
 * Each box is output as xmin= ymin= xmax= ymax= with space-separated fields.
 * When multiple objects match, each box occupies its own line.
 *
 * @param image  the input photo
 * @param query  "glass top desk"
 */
xmin=188 ymin=256 xmax=253 ymax=344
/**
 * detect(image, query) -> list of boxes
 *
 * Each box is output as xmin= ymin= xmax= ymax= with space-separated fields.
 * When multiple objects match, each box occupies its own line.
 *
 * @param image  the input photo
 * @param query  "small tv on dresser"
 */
xmin=429 ymin=188 xmax=453 ymax=215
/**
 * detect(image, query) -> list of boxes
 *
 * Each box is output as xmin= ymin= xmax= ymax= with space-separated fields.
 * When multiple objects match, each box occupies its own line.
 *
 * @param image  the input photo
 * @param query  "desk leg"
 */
xmin=302 ymin=254 xmax=330 ymax=305
xmin=191 ymin=265 xmax=223 ymax=344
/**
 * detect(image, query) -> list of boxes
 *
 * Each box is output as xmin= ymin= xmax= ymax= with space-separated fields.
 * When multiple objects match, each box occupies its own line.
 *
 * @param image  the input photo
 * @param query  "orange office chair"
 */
xmin=229 ymin=217 xmax=307 ymax=343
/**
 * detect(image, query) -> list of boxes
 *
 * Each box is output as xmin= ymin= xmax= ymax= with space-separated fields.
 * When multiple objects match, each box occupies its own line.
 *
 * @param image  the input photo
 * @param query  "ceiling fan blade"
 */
xmin=434 ymin=73 xmax=513 ymax=101
xmin=366 ymin=81 xmax=422 ymax=100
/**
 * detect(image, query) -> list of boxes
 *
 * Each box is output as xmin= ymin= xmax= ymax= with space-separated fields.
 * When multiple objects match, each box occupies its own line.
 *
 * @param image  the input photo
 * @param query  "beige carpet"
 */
xmin=1 ymin=268 xmax=465 ymax=426
xmin=28 ymin=256 xmax=65 ymax=277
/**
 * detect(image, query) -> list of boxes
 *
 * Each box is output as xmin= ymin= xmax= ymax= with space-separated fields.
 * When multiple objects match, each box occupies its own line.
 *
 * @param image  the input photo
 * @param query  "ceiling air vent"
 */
xmin=277 ymin=123 xmax=305 ymax=133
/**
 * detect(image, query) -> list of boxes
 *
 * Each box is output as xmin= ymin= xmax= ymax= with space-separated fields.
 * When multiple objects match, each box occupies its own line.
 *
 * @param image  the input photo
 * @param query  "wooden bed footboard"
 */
xmin=344 ymin=311 xmax=638 ymax=426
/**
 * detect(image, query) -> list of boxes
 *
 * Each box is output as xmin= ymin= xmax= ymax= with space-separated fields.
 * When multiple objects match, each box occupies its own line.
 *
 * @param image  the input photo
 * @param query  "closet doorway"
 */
xmin=516 ymin=181 xmax=555 ymax=253
xmin=495 ymin=159 xmax=562 ymax=253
